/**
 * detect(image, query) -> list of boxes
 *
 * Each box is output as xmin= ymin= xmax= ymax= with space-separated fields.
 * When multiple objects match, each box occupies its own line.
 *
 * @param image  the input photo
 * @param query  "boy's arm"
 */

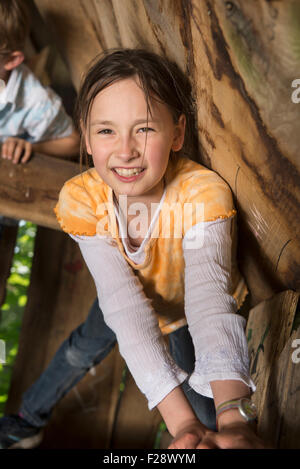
xmin=1 ymin=130 xmax=79 ymax=164
xmin=32 ymin=129 xmax=80 ymax=159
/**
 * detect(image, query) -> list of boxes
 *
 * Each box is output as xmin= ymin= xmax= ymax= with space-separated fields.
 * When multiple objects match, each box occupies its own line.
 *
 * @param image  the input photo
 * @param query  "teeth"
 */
xmin=114 ymin=168 xmax=143 ymax=177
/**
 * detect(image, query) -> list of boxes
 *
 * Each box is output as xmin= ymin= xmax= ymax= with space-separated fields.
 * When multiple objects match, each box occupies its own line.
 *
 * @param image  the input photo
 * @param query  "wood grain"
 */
xmin=0 ymin=153 xmax=80 ymax=230
xmin=246 ymin=290 xmax=299 ymax=447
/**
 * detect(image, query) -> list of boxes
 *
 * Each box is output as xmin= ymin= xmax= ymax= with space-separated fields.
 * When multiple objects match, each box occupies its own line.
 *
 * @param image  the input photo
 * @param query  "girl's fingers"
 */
xmin=212 ymin=430 xmax=266 ymax=449
xmin=196 ymin=432 xmax=219 ymax=449
xmin=168 ymin=433 xmax=201 ymax=449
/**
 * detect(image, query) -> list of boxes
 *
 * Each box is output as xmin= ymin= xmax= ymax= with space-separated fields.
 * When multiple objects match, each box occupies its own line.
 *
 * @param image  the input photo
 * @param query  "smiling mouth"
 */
xmin=113 ymin=167 xmax=145 ymax=177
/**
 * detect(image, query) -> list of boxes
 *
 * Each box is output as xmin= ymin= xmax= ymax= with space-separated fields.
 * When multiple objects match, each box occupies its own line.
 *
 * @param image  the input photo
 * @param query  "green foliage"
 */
xmin=0 ymin=221 xmax=36 ymax=417
xmin=154 ymin=421 xmax=167 ymax=449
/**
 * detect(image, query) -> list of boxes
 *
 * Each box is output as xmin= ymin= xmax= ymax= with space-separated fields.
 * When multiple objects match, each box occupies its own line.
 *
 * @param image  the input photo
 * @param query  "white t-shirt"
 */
xmin=0 ymin=64 xmax=73 ymax=143
xmin=71 ymin=199 xmax=255 ymax=409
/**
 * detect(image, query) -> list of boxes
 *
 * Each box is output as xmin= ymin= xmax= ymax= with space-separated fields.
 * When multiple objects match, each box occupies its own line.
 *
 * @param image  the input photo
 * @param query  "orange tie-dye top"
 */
xmin=55 ymin=156 xmax=248 ymax=335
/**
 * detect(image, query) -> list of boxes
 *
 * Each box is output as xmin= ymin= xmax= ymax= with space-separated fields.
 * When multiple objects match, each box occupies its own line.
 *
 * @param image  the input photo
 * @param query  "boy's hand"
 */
xmin=1 ymin=137 xmax=32 ymax=164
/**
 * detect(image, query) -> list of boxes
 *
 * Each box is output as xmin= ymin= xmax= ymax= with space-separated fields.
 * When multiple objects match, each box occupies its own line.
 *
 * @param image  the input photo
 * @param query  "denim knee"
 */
xmin=65 ymin=345 xmax=93 ymax=369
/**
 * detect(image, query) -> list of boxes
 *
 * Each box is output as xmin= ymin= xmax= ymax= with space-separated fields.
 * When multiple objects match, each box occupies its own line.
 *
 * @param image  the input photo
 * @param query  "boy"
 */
xmin=0 ymin=0 xmax=79 ymax=450
xmin=0 ymin=0 xmax=79 ymax=163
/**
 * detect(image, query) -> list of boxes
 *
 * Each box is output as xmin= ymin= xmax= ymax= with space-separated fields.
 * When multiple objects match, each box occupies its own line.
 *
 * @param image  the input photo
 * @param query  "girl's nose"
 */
xmin=117 ymin=135 xmax=139 ymax=160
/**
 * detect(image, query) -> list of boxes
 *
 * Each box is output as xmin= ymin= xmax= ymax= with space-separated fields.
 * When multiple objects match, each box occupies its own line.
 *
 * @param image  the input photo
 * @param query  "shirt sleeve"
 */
xmin=23 ymin=86 xmax=74 ymax=143
xmin=71 ymin=233 xmax=188 ymax=410
xmin=183 ymin=216 xmax=256 ymax=398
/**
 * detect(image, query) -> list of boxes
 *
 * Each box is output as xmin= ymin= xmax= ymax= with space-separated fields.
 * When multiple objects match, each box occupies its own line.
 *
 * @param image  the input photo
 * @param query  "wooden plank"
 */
xmin=0 ymin=153 xmax=80 ymax=230
xmin=33 ymin=0 xmax=300 ymax=306
xmin=33 ymin=0 xmax=103 ymax=90
xmin=246 ymin=290 xmax=299 ymax=446
xmin=0 ymin=219 xmax=18 ymax=309
xmin=34 ymin=0 xmax=190 ymax=89
xmin=5 ymin=226 xmax=122 ymax=448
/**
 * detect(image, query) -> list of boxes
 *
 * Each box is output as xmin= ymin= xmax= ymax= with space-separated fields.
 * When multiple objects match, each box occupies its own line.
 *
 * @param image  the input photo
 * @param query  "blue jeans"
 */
xmin=20 ymin=299 xmax=216 ymax=431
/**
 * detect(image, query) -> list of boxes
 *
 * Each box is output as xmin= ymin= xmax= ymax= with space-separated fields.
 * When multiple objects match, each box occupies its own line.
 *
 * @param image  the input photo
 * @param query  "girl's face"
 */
xmin=84 ymin=77 xmax=185 ymax=206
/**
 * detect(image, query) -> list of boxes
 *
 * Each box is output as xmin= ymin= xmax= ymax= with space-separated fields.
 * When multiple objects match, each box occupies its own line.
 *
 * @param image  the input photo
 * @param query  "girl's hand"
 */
xmin=1 ymin=137 xmax=32 ymax=164
xmin=168 ymin=421 xmax=207 ymax=449
xmin=168 ymin=421 xmax=270 ymax=449
xmin=197 ymin=422 xmax=269 ymax=449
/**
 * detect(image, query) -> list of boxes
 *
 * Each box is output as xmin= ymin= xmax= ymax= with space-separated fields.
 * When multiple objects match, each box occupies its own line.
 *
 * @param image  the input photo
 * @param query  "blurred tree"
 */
xmin=0 ymin=221 xmax=37 ymax=416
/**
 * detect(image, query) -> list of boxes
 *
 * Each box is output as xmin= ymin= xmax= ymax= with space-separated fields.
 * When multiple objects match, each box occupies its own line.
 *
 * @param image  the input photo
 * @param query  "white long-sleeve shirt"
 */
xmin=71 ymin=215 xmax=255 ymax=410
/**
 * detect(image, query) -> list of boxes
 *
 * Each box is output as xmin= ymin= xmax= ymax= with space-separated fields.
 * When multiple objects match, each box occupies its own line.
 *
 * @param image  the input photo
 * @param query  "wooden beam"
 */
xmin=0 ymin=153 xmax=80 ymax=230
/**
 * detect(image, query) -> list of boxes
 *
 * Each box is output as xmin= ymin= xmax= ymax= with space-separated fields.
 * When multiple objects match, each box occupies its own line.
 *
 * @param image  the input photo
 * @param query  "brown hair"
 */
xmin=0 ymin=0 xmax=30 ymax=55
xmin=75 ymin=48 xmax=198 ymax=169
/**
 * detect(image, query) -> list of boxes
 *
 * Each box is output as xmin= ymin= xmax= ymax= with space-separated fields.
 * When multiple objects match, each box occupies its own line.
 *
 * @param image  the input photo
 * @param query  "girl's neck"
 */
xmin=113 ymin=177 xmax=166 ymax=215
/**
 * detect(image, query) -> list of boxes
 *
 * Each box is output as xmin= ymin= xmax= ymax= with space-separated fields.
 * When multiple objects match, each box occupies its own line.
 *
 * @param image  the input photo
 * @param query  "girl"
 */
xmin=56 ymin=48 xmax=264 ymax=449
xmin=0 ymin=49 xmax=265 ymax=449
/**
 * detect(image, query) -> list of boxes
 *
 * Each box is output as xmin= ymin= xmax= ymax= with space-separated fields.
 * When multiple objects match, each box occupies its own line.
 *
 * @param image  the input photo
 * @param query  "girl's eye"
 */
xmin=138 ymin=127 xmax=154 ymax=133
xmin=98 ymin=129 xmax=113 ymax=135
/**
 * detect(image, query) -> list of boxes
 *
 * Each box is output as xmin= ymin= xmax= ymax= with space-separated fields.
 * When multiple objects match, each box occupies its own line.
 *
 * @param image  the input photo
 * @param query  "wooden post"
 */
xmin=246 ymin=290 xmax=300 ymax=448
xmin=0 ymin=219 xmax=18 ymax=310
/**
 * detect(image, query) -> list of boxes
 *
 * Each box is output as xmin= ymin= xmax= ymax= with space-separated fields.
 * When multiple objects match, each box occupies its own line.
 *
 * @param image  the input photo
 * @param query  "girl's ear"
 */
xmin=4 ymin=51 xmax=25 ymax=71
xmin=172 ymin=114 xmax=186 ymax=152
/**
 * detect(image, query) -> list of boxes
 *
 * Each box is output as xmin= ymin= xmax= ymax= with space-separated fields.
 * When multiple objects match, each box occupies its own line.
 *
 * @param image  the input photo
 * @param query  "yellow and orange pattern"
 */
xmin=55 ymin=157 xmax=248 ymax=335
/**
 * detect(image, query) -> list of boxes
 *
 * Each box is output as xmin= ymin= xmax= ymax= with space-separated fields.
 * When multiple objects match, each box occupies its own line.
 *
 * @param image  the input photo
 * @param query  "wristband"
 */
xmin=216 ymin=397 xmax=257 ymax=429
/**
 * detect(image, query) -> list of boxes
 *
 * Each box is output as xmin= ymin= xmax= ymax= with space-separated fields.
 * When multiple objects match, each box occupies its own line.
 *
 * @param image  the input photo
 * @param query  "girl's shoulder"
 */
xmin=54 ymin=168 xmax=108 ymax=236
xmin=166 ymin=157 xmax=236 ymax=223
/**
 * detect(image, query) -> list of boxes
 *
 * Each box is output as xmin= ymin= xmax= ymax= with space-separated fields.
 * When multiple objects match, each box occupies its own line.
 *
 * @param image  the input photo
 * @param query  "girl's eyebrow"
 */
xmin=90 ymin=118 xmax=158 ymax=126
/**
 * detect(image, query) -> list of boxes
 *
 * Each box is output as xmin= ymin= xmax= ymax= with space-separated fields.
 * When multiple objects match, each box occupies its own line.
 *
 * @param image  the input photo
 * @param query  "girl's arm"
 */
xmin=73 ymin=234 xmax=188 ymax=411
xmin=183 ymin=217 xmax=255 ymax=398
xmin=157 ymin=386 xmax=207 ymax=447
xmin=180 ymin=216 xmax=267 ymax=448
